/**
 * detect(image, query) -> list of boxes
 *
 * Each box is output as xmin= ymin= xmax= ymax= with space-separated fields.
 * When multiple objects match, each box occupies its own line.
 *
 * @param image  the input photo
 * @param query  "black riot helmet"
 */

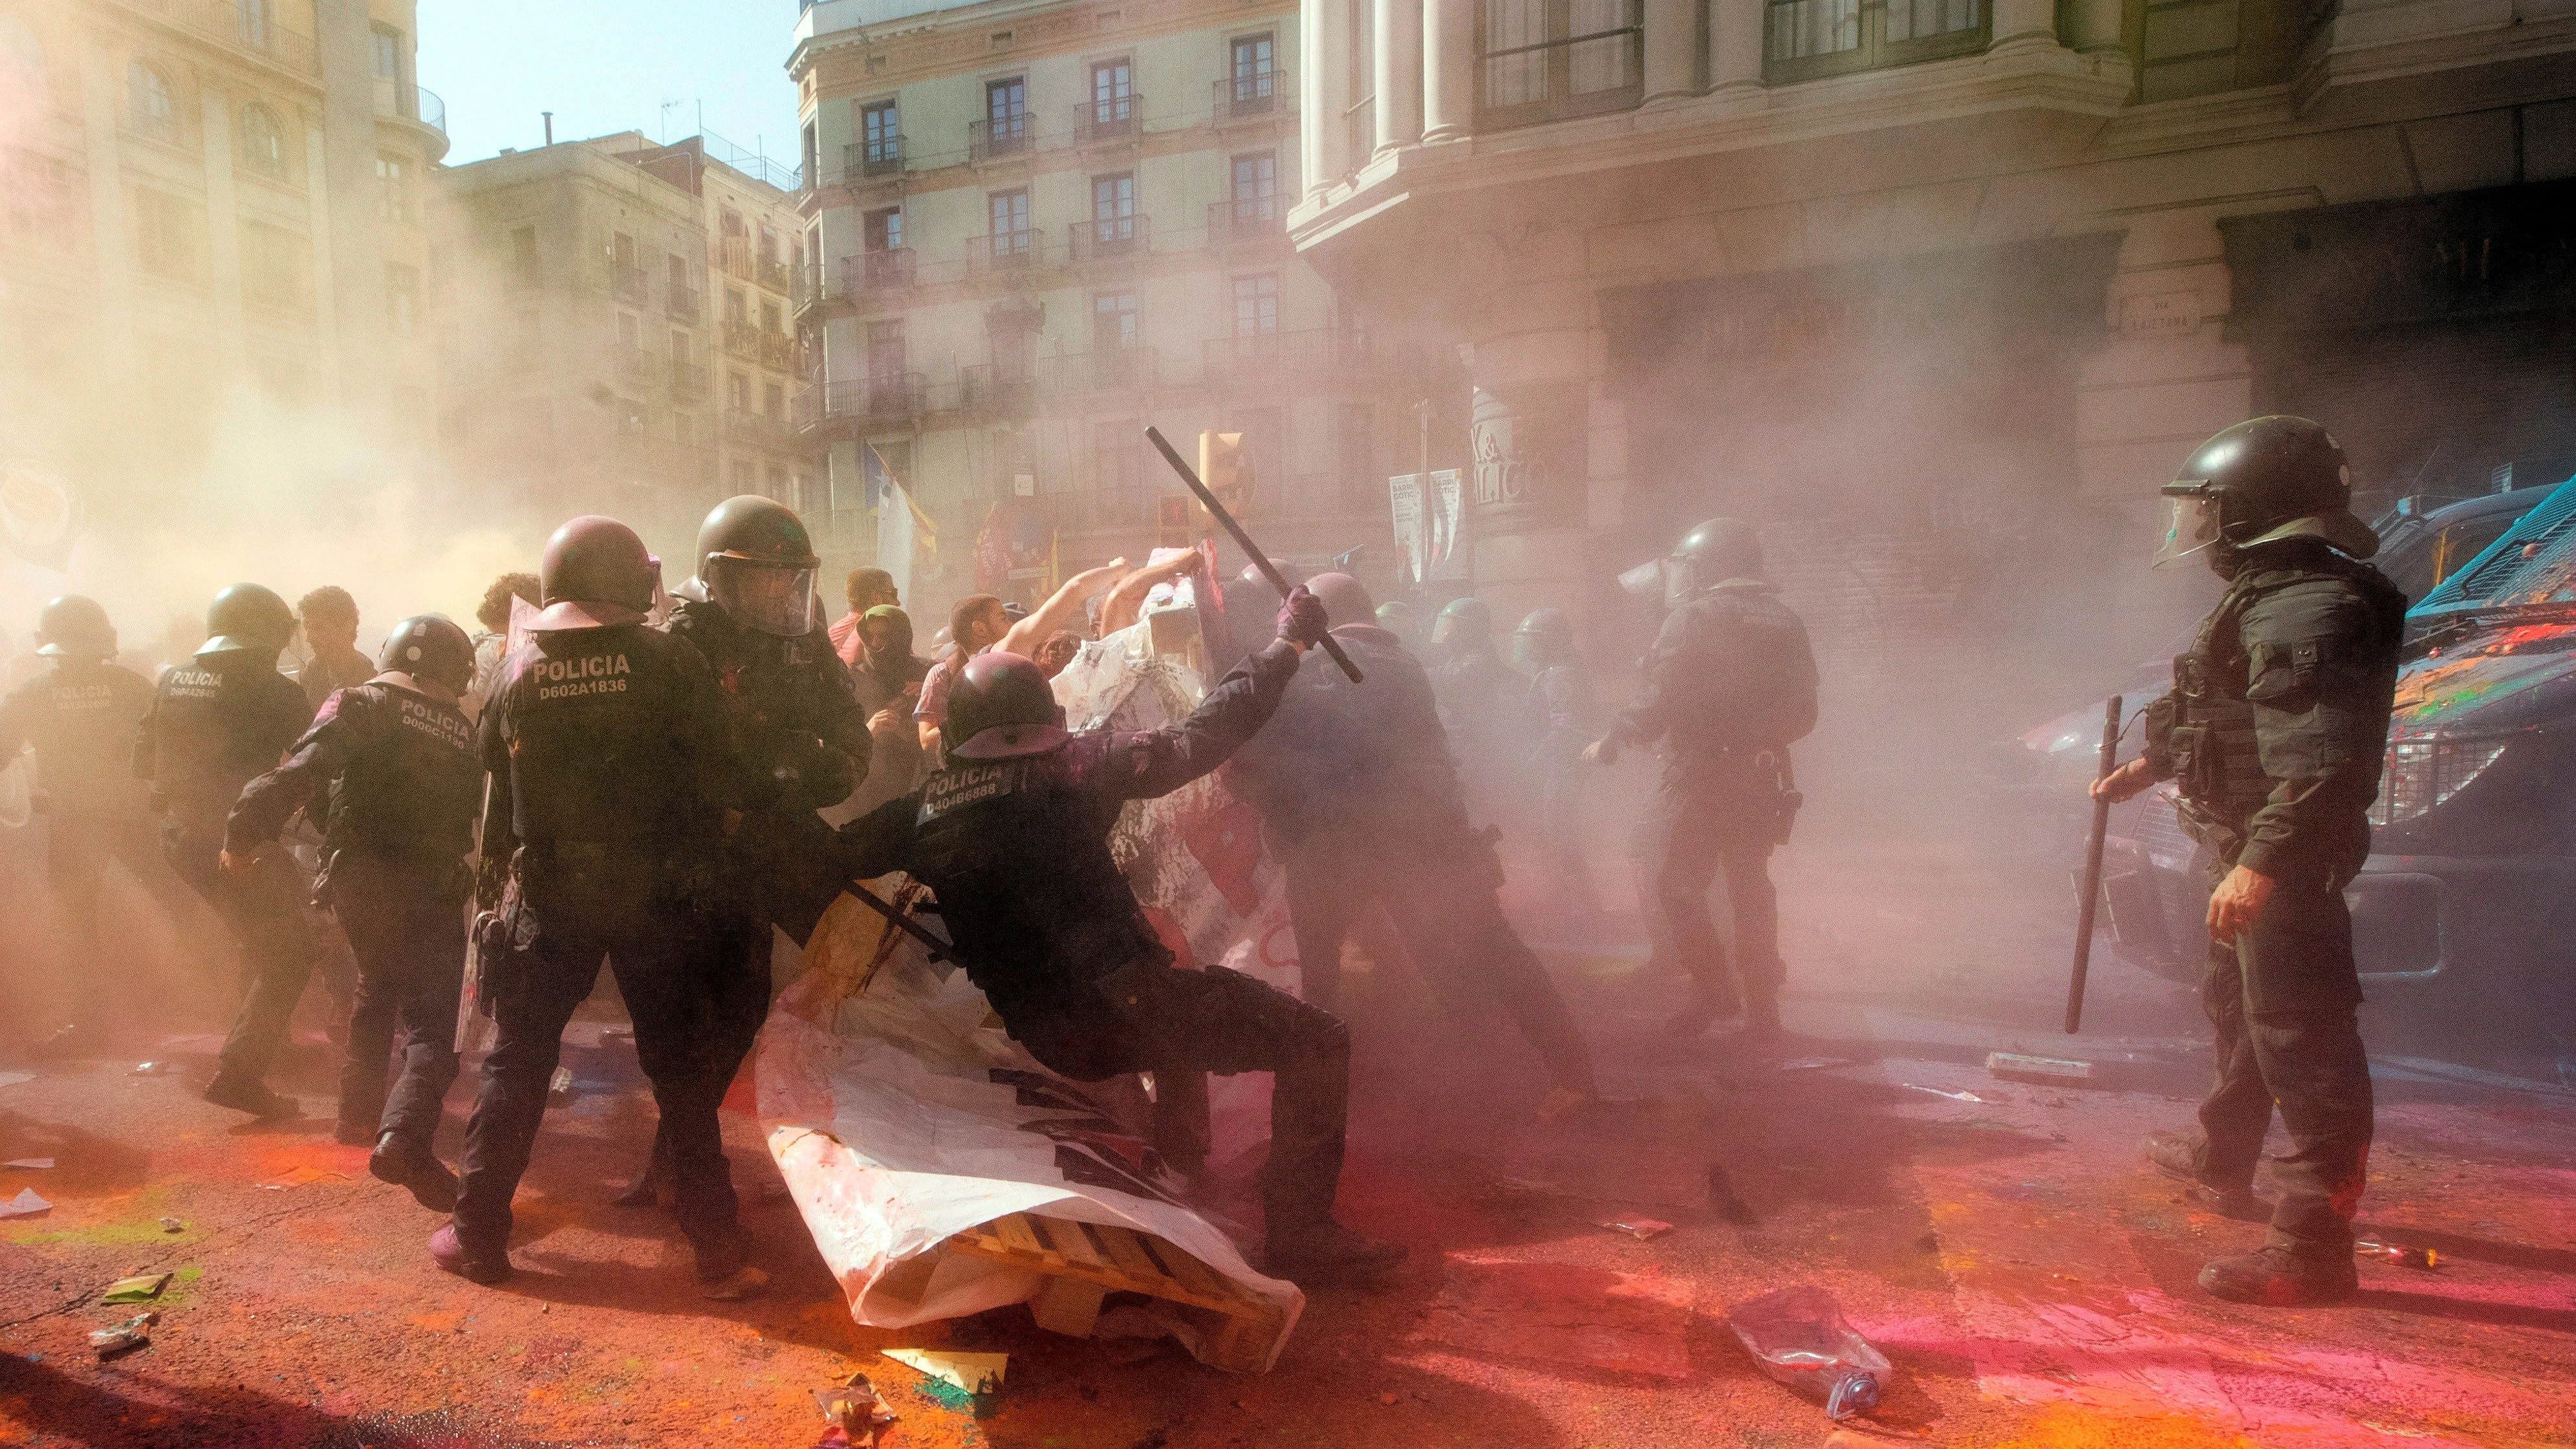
xmin=1511 ymin=607 xmax=1574 ymax=669
xmin=2158 ymin=417 xmax=2376 ymax=576
xmin=198 ymin=583 xmax=296 ymax=657
xmin=535 ymin=515 xmax=660 ymax=630
xmin=376 ymin=615 xmax=475 ymax=697
xmin=1432 ymin=596 xmax=1491 ymax=649
xmin=1304 ymin=572 xmax=1376 ymax=630
xmin=943 ymin=651 xmax=1070 ymax=761
xmin=1665 ymin=518 xmax=1765 ymax=605
xmin=696 ymin=494 xmax=821 ymax=637
xmin=34 ymin=594 xmax=116 ymax=659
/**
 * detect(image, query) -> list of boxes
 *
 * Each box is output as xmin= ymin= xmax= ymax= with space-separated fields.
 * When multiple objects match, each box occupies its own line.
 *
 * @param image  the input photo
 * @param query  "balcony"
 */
xmin=1043 ymin=346 xmax=1157 ymax=396
xmin=969 ymin=113 xmax=1032 ymax=164
xmin=967 ymin=228 xmax=1044 ymax=274
xmin=666 ymin=282 xmax=701 ymax=321
xmin=609 ymin=264 xmax=649 ymax=307
xmin=842 ymin=137 xmax=905 ymax=182
xmin=1203 ymin=329 xmax=1397 ymax=387
xmin=816 ymin=508 xmax=879 ymax=560
xmin=794 ymin=373 xmax=925 ymax=434
xmin=1761 ymin=0 xmax=1989 ymax=83
xmin=759 ymin=258 xmax=794 ymax=292
xmin=724 ymin=409 xmax=789 ymax=449
xmin=416 ymin=86 xmax=446 ymax=136
xmin=717 ymin=235 xmax=756 ymax=283
xmin=1211 ymin=70 xmax=1288 ymax=125
xmin=846 ymin=247 xmax=917 ymax=296
xmin=670 ymin=358 xmax=708 ymax=398
xmin=613 ymin=345 xmax=661 ymax=386
xmin=1208 ymin=195 xmax=1287 ymax=254
xmin=961 ymin=364 xmax=1037 ymax=420
xmin=759 ymin=332 xmax=805 ymax=373
xmin=1067 ymin=213 xmax=1149 ymax=265
xmin=1073 ymin=94 xmax=1141 ymax=147
xmin=118 ymin=0 xmax=319 ymax=76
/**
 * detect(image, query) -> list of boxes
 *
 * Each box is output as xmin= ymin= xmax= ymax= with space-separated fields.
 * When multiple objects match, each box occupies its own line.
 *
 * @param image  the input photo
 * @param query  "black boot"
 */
xmin=203 ymin=1074 xmax=298 ymax=1120
xmin=2143 ymin=1130 xmax=2269 ymax=1221
xmin=1264 ymin=1221 xmax=1405 ymax=1287
xmin=612 ymin=1135 xmax=676 ymax=1210
xmin=371 ymin=1131 xmax=460 ymax=1213
xmin=2198 ymin=1244 xmax=2358 ymax=1305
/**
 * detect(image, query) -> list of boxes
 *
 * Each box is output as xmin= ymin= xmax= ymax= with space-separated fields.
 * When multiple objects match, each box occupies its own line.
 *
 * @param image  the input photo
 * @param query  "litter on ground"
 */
xmin=882 ymin=1349 xmax=1007 ymax=1396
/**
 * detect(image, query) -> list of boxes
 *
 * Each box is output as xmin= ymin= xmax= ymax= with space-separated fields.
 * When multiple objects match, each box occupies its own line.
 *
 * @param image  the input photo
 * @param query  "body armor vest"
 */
xmin=146 ymin=659 xmax=310 ymax=826
xmin=496 ymin=626 xmax=709 ymax=853
xmin=321 ymin=683 xmax=482 ymax=862
xmin=907 ymin=746 xmax=1168 ymax=1022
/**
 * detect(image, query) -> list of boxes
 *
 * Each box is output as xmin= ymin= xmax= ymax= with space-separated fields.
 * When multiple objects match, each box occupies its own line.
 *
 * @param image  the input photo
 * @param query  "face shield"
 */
xmin=708 ymin=558 xmax=818 ymax=637
xmin=1618 ymin=559 xmax=1664 ymax=608
xmin=2153 ymin=490 xmax=2223 ymax=570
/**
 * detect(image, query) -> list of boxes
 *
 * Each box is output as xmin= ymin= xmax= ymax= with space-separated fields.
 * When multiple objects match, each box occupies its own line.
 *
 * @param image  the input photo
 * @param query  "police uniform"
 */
xmin=2144 ymin=538 xmax=2405 ymax=1263
xmin=1522 ymin=655 xmax=1604 ymax=922
xmin=0 ymin=657 xmax=165 ymax=1036
xmin=135 ymin=649 xmax=317 ymax=1094
xmin=228 ymin=679 xmax=483 ymax=1146
xmin=1606 ymin=578 xmax=1816 ymax=1033
xmin=1229 ymin=619 xmax=1596 ymax=1096
xmin=834 ymin=638 xmax=1376 ymax=1266
xmin=453 ymin=622 xmax=746 ymax=1275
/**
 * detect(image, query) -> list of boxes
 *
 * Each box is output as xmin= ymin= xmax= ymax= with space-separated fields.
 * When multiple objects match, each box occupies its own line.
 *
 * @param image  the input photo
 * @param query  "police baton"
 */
xmin=844 ymin=878 xmax=962 ymax=964
xmin=1145 ymin=426 xmax=1363 ymax=684
xmin=2063 ymin=694 xmax=2122 ymax=1034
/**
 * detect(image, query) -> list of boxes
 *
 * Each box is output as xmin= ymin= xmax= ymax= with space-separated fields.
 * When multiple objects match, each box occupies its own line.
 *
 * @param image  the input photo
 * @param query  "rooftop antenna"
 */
xmin=541 ymin=111 xmax=553 ymax=146
xmin=660 ymin=98 xmax=683 ymax=141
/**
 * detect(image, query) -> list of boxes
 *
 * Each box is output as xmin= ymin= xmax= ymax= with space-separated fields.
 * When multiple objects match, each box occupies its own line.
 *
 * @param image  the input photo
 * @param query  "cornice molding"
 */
xmin=801 ymin=0 xmax=1292 ymax=97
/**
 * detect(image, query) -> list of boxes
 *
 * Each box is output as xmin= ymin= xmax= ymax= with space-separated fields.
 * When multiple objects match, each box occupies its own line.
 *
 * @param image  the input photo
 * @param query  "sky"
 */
xmin=418 ymin=1 xmax=808 ymax=173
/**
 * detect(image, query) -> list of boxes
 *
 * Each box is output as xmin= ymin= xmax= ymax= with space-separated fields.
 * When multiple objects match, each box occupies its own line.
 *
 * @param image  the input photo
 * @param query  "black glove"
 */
xmin=1275 ymin=585 xmax=1328 ymax=649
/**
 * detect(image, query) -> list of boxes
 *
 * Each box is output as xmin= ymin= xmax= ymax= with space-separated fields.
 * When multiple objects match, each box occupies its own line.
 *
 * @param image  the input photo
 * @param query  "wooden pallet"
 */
xmin=942 ymin=1212 xmax=1288 ymax=1373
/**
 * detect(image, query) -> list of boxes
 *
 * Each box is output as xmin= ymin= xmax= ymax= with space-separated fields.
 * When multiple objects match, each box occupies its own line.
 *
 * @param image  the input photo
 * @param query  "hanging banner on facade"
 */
xmin=1389 ymin=469 xmax=1465 ymax=585
xmin=873 ymin=444 xmax=935 ymax=602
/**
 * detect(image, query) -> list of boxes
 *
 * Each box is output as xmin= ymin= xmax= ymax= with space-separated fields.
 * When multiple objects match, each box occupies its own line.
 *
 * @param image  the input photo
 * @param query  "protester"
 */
xmin=464 ymin=572 xmax=539 ymax=722
xmin=828 ymin=567 xmax=900 ymax=668
xmin=294 ymin=586 xmax=372 ymax=714
xmin=845 ymin=604 xmax=931 ymax=819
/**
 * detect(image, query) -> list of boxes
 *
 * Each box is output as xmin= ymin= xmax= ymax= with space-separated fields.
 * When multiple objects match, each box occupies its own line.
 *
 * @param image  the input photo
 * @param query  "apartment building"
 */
xmin=789 ymin=0 xmax=1412 ymax=607
xmin=0 ymin=0 xmax=446 ymax=505
xmin=433 ymin=132 xmax=815 ymax=561
xmin=1287 ymin=0 xmax=2576 ymax=653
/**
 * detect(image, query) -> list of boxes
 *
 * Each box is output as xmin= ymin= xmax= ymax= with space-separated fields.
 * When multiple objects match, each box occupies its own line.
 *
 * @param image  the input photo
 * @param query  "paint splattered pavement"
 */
xmin=5 ymin=840 xmax=2576 ymax=1448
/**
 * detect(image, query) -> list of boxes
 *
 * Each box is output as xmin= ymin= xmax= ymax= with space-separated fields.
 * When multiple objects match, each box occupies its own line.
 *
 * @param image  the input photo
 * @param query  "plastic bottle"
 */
xmin=1726 ymin=1286 xmax=1893 ymax=1421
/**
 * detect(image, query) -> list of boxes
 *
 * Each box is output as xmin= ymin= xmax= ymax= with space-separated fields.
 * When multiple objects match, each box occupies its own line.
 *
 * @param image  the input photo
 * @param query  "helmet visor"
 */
xmin=709 ymin=560 xmax=817 ymax=637
xmin=2153 ymin=494 xmax=2222 ymax=570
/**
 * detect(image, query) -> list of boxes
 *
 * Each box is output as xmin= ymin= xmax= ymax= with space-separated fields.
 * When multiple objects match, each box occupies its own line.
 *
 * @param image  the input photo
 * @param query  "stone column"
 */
xmin=1314 ymin=0 xmax=1352 ymax=187
xmin=1709 ymin=0 xmax=1766 ymax=92
xmin=1643 ymin=0 xmax=1702 ymax=103
xmin=2063 ymin=0 xmax=2125 ymax=52
xmin=1374 ymin=0 xmax=1423 ymax=157
xmin=1421 ymin=0 xmax=1475 ymax=142
xmin=1989 ymin=0 xmax=2062 ymax=51
xmin=1301 ymin=0 xmax=1332 ymax=197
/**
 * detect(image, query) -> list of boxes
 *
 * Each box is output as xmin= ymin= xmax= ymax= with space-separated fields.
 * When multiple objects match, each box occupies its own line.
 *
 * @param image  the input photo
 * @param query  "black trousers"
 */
xmin=452 ymin=891 xmax=739 ymax=1263
xmin=43 ymin=809 xmax=184 ymax=1030
xmin=1283 ymin=834 xmax=1592 ymax=1093
xmin=162 ymin=818 xmax=316 ymax=1083
xmin=2191 ymin=866 xmax=2374 ymax=1259
xmin=1013 ymin=965 xmax=1350 ymax=1247
xmin=1645 ymin=786 xmax=1780 ymax=1012
xmin=329 ymin=852 xmax=466 ymax=1147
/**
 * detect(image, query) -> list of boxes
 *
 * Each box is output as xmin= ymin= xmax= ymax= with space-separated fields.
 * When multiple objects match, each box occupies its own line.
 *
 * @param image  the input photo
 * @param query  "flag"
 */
xmin=874 ymin=445 xmax=935 ymax=601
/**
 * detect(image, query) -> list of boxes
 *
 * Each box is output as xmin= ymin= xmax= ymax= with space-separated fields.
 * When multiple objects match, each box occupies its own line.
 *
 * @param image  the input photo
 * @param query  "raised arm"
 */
xmin=999 ymin=560 xmax=1129 ymax=659
xmin=1099 ymin=587 xmax=1324 ymax=801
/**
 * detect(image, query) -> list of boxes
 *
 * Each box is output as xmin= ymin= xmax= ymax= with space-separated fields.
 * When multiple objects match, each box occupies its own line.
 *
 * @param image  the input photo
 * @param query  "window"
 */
xmin=1762 ymin=0 xmax=1986 ymax=80
xmin=1091 ymin=421 xmax=1141 ymax=516
xmin=802 ymin=121 xmax=819 ymax=184
xmin=1233 ymin=274 xmax=1278 ymax=338
xmin=1087 ymin=58 xmax=1134 ymax=134
xmin=128 ymin=61 xmax=177 ymax=141
xmin=385 ymin=261 xmax=420 ymax=338
xmin=238 ymin=0 xmax=270 ymax=51
xmin=1093 ymin=290 xmax=1138 ymax=351
xmin=866 ymin=320 xmax=906 ymax=378
xmin=861 ymin=100 xmax=900 ymax=175
xmin=987 ymin=188 xmax=1031 ymax=262
xmin=1230 ymin=152 xmax=1278 ymax=224
xmin=241 ymin=104 xmax=286 ymax=177
xmin=764 ymin=380 xmax=785 ymax=416
xmin=1227 ymin=33 xmax=1278 ymax=112
xmin=761 ymin=298 xmax=783 ymax=336
xmin=616 ymin=312 xmax=640 ymax=347
xmin=510 ymin=225 xmax=539 ymax=285
xmin=376 ymin=154 xmax=409 ymax=223
xmin=371 ymin=25 xmax=401 ymax=80
xmin=768 ymin=464 xmax=791 ymax=499
xmin=733 ymin=459 xmax=757 ymax=492
xmin=1087 ymin=173 xmax=1137 ymax=254
xmin=982 ymin=77 xmax=1028 ymax=156
xmin=669 ymin=327 xmax=691 ymax=362
xmin=134 ymin=189 xmax=199 ymax=279
xmin=1478 ymin=0 xmax=1644 ymax=125
xmin=730 ymin=371 xmax=752 ymax=411
xmin=242 ymin=222 xmax=303 ymax=309
xmin=727 ymin=287 xmax=748 ymax=325
xmin=666 ymin=252 xmax=693 ymax=313
xmin=863 ymin=207 xmax=903 ymax=252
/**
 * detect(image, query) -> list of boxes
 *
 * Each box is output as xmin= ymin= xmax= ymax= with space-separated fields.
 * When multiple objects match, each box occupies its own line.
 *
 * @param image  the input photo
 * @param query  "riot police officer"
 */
xmin=135 ymin=583 xmax=318 ymax=1117
xmin=1587 ymin=519 xmax=1817 ymax=1040
xmin=1513 ymin=607 xmax=1603 ymax=925
xmin=2091 ymin=417 xmax=2403 ymax=1306
xmin=227 ymin=616 xmax=484 ymax=1204
xmin=620 ymin=496 xmax=867 ymax=1208
xmin=0 ymin=596 xmax=162 ymax=1051
xmin=832 ymin=588 xmax=1407 ymax=1286
xmin=437 ymin=517 xmax=755 ymax=1294
xmin=1230 ymin=575 xmax=1598 ymax=1111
